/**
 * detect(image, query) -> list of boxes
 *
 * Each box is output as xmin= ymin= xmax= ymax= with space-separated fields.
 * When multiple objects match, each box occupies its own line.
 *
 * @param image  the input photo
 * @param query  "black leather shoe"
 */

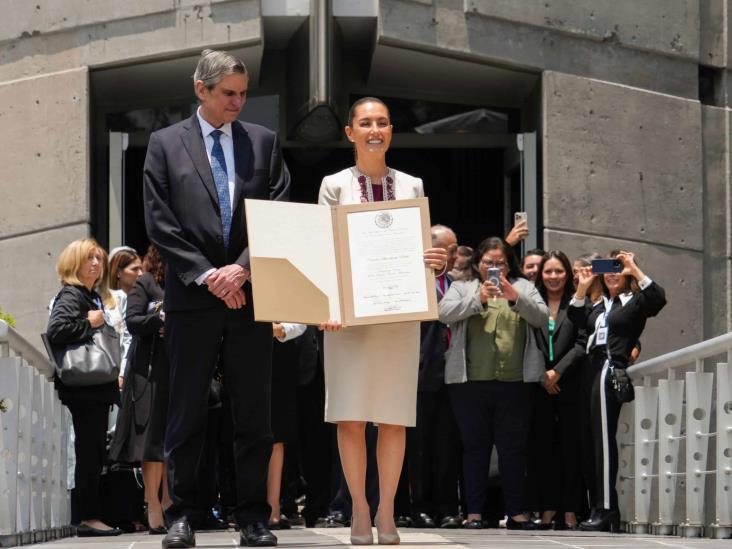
xmin=440 ymin=515 xmax=462 ymax=529
xmin=395 ymin=515 xmax=412 ymax=528
xmin=410 ymin=513 xmax=435 ymax=528
xmin=579 ymin=509 xmax=620 ymax=532
xmin=240 ymin=522 xmax=278 ymax=547
xmin=506 ymin=517 xmax=538 ymax=530
xmin=149 ymin=525 xmax=168 ymax=535
xmin=162 ymin=518 xmax=195 ymax=548
xmin=463 ymin=519 xmax=484 ymax=529
xmin=76 ymin=524 xmax=123 ymax=537
xmin=268 ymin=514 xmax=291 ymax=530
xmin=322 ymin=511 xmax=349 ymax=527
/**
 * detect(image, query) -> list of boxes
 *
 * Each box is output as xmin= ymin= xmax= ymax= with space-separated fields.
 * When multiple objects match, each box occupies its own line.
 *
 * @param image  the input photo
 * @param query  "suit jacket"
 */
xmin=143 ymin=114 xmax=290 ymax=312
xmin=531 ymin=296 xmax=586 ymax=381
xmin=418 ymin=276 xmax=451 ymax=393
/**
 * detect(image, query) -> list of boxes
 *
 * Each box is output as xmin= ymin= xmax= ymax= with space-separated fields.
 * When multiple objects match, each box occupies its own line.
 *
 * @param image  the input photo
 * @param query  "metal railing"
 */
xmin=0 ymin=320 xmax=73 ymax=546
xmin=618 ymin=332 xmax=732 ymax=538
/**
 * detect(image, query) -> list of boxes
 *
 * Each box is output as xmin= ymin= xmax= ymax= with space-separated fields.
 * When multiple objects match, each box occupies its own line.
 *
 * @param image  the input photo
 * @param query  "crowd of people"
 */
xmin=44 ymin=49 xmax=667 ymax=548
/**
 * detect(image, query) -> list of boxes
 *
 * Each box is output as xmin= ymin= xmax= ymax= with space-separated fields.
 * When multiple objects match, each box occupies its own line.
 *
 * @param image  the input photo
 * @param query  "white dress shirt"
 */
xmin=195 ymin=107 xmax=237 ymax=285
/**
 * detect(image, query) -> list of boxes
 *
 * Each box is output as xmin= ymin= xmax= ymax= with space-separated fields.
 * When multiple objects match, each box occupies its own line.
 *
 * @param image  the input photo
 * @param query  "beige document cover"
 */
xmin=245 ymin=198 xmax=438 ymax=326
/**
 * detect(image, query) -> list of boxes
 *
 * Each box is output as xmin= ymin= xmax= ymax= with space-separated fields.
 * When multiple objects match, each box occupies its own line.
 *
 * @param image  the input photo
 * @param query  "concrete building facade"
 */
xmin=0 ymin=0 xmax=730 ymax=360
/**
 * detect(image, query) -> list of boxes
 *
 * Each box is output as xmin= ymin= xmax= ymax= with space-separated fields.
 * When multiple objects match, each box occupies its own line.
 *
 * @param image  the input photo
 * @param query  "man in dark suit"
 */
xmin=406 ymin=225 xmax=463 ymax=529
xmin=143 ymin=49 xmax=290 ymax=548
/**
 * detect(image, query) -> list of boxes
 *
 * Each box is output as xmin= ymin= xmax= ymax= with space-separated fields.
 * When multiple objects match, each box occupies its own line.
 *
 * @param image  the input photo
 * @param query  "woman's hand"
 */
xmin=616 ymin=251 xmax=645 ymax=281
xmin=479 ymin=281 xmax=493 ymax=304
xmin=319 ymin=321 xmax=343 ymax=332
xmin=423 ymin=247 xmax=448 ymax=272
xmin=543 ymin=369 xmax=561 ymax=394
xmin=272 ymin=322 xmax=285 ymax=339
xmin=87 ymin=309 xmax=105 ymax=328
xmin=505 ymin=219 xmax=529 ymax=247
xmin=574 ymin=266 xmax=596 ymax=298
xmin=498 ymin=274 xmax=519 ymax=302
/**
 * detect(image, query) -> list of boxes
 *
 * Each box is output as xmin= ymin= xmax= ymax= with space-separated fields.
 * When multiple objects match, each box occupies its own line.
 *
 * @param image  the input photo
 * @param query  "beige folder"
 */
xmin=245 ymin=198 xmax=438 ymax=326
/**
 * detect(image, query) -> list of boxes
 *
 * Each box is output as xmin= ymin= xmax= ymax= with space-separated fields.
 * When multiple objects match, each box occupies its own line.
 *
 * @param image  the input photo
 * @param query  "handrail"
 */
xmin=627 ymin=331 xmax=732 ymax=380
xmin=0 ymin=319 xmax=54 ymax=378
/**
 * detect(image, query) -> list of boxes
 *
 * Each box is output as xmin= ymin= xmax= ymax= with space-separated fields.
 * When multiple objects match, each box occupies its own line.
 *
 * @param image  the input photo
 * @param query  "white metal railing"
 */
xmin=619 ymin=332 xmax=732 ymax=538
xmin=0 ymin=320 xmax=73 ymax=546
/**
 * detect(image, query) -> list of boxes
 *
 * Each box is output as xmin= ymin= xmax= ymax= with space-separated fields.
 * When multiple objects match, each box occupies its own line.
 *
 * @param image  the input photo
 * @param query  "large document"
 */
xmin=245 ymin=198 xmax=438 ymax=326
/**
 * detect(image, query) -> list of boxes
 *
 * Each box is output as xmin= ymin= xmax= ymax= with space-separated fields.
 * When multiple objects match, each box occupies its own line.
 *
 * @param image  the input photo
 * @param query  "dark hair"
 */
xmin=535 ymin=250 xmax=574 ymax=301
xmin=472 ymin=237 xmax=524 ymax=280
xmin=347 ymin=97 xmax=391 ymax=127
xmin=108 ymin=249 xmax=141 ymax=290
xmin=142 ymin=245 xmax=166 ymax=287
xmin=600 ymin=250 xmax=640 ymax=294
xmin=523 ymin=248 xmax=546 ymax=261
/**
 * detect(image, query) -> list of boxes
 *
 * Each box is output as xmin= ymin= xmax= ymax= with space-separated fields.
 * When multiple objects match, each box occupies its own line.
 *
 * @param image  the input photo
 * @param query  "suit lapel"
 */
xmin=180 ymin=115 xmax=219 ymax=210
xmin=553 ymin=303 xmax=567 ymax=335
xmin=231 ymin=122 xmax=253 ymax=209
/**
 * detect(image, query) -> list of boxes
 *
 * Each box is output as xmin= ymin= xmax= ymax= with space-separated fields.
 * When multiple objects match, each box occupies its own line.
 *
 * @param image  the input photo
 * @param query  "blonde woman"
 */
xmin=47 ymin=238 xmax=122 ymax=537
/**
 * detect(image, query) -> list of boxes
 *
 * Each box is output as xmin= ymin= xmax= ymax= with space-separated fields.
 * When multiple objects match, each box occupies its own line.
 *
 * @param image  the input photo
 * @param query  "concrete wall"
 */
xmin=373 ymin=0 xmax=732 ymax=357
xmin=0 ymin=0 xmax=262 ymax=343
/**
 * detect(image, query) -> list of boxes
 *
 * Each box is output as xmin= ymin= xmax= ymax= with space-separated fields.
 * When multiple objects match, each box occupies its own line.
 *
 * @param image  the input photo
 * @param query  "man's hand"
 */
xmin=505 ymin=219 xmax=528 ymax=247
xmin=273 ymin=323 xmax=286 ymax=339
xmin=206 ymin=264 xmax=250 ymax=301
xmin=222 ymin=288 xmax=247 ymax=309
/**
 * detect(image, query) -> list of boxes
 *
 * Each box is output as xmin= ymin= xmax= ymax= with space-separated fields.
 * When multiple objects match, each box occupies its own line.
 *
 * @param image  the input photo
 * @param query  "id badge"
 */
xmin=596 ymin=327 xmax=608 ymax=345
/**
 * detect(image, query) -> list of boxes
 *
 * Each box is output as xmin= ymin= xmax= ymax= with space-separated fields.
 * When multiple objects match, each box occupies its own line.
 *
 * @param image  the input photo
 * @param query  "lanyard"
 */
xmin=548 ymin=317 xmax=555 ymax=362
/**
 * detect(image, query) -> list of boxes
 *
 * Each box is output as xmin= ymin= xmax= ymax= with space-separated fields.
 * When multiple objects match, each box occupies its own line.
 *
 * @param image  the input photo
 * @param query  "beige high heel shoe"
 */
xmin=375 ymin=516 xmax=400 ymax=545
xmin=350 ymin=516 xmax=374 ymax=546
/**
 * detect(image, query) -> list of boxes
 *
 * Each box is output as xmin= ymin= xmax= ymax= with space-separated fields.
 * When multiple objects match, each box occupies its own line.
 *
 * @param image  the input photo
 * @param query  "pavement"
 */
xmin=17 ymin=527 xmax=732 ymax=549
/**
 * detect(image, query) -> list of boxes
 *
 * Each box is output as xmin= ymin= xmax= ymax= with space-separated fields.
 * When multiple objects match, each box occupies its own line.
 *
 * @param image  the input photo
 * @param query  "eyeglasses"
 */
xmin=480 ymin=260 xmax=506 ymax=268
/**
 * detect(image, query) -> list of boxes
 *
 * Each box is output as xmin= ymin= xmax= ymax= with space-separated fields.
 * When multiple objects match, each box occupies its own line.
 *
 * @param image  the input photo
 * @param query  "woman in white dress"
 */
xmin=318 ymin=97 xmax=447 ymax=545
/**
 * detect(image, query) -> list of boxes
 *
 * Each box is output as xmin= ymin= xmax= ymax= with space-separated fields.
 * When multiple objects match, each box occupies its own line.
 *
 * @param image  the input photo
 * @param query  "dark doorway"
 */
xmin=283 ymin=147 xmax=505 ymax=249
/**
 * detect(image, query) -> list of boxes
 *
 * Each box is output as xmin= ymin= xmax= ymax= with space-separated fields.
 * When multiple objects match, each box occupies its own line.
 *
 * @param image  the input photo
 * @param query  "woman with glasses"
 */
xmin=438 ymin=237 xmax=548 ymax=530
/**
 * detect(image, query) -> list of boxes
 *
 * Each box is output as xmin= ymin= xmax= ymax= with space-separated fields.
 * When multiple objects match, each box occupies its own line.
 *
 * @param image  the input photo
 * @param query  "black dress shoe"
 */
xmin=506 ymin=517 xmax=538 ymax=530
xmin=162 ymin=518 xmax=195 ymax=548
xmin=268 ymin=514 xmax=291 ymax=530
xmin=439 ymin=515 xmax=462 ymax=529
xmin=149 ymin=525 xmax=168 ymax=535
xmin=410 ymin=513 xmax=435 ymax=528
xmin=463 ymin=519 xmax=484 ymax=529
xmin=240 ymin=522 xmax=278 ymax=547
xmin=322 ymin=511 xmax=348 ymax=527
xmin=579 ymin=509 xmax=620 ymax=533
xmin=76 ymin=524 xmax=123 ymax=537
xmin=395 ymin=515 xmax=412 ymax=528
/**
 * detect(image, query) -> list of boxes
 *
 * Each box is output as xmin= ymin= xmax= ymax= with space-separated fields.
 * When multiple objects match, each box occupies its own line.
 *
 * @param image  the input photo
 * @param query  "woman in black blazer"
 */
xmin=529 ymin=251 xmax=586 ymax=529
xmin=47 ymin=239 xmax=122 ymax=537
xmin=110 ymin=245 xmax=170 ymax=534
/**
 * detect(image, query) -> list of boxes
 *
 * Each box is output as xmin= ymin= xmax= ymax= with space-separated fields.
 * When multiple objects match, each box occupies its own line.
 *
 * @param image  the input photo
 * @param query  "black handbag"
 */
xmin=43 ymin=324 xmax=121 ymax=387
xmin=605 ymin=345 xmax=634 ymax=404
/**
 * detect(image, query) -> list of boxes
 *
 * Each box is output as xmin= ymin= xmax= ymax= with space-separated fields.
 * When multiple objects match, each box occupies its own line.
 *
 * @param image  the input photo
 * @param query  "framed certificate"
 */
xmin=245 ymin=198 xmax=438 ymax=326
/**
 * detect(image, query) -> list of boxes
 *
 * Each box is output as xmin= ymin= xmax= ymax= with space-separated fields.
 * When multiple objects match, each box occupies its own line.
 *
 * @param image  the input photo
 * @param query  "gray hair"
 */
xmin=193 ymin=49 xmax=247 ymax=90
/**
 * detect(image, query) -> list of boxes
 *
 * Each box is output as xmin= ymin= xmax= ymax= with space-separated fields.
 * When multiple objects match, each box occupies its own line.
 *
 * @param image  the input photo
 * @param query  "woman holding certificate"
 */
xmin=318 ymin=97 xmax=447 ymax=545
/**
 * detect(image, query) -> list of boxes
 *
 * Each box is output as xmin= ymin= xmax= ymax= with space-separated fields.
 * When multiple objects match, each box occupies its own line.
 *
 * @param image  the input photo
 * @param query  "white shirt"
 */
xmin=195 ymin=107 xmax=237 ymax=285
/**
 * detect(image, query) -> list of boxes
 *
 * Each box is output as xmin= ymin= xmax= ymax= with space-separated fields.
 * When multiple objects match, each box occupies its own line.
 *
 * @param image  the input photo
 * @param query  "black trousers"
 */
xmin=66 ymin=400 xmax=109 ymax=521
xmin=580 ymin=353 xmax=623 ymax=511
xmin=528 ymin=377 xmax=583 ymax=513
xmin=448 ymin=380 xmax=531 ymax=517
xmin=164 ymin=303 xmax=273 ymax=526
xmin=296 ymin=367 xmax=333 ymax=525
xmin=406 ymin=386 xmax=461 ymax=520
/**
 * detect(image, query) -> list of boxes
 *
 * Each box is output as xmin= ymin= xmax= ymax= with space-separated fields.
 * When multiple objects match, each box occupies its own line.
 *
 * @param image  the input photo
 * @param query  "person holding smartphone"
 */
xmin=569 ymin=251 xmax=666 ymax=532
xmin=438 ymin=237 xmax=548 ymax=530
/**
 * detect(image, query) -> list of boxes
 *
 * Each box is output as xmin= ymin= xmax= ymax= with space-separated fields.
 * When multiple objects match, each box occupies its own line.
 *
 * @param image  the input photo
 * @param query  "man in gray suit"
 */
xmin=144 ymin=49 xmax=290 ymax=548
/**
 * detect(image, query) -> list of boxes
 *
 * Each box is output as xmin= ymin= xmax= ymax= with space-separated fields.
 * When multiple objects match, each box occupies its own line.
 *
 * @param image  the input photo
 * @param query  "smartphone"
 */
xmin=486 ymin=267 xmax=502 ymax=288
xmin=591 ymin=258 xmax=623 ymax=274
xmin=514 ymin=211 xmax=528 ymax=225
